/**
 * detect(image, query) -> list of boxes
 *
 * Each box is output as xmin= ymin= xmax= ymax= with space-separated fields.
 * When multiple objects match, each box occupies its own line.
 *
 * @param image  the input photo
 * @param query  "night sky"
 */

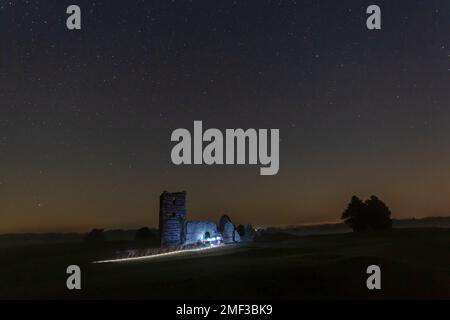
xmin=1 ymin=0 xmax=450 ymax=233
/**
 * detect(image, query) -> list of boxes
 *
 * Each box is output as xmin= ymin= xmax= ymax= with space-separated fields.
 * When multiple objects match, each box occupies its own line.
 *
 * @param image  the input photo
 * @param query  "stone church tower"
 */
xmin=159 ymin=191 xmax=186 ymax=247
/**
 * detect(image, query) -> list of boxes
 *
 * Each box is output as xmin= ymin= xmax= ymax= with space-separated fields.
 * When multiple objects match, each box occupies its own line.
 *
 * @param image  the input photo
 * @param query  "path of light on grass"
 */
xmin=93 ymin=245 xmax=224 ymax=264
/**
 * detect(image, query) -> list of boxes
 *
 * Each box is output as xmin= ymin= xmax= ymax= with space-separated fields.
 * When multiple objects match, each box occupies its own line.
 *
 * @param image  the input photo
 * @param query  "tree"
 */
xmin=134 ymin=227 xmax=154 ymax=241
xmin=365 ymin=196 xmax=392 ymax=230
xmin=84 ymin=228 xmax=105 ymax=242
xmin=341 ymin=195 xmax=392 ymax=232
xmin=342 ymin=196 xmax=368 ymax=232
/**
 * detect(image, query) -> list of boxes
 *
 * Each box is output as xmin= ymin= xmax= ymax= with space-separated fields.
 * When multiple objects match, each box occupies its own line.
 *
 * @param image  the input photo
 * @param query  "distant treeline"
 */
xmin=261 ymin=216 xmax=450 ymax=237
xmin=1 ymin=217 xmax=449 ymax=248
xmin=392 ymin=216 xmax=450 ymax=228
xmin=0 ymin=228 xmax=158 ymax=248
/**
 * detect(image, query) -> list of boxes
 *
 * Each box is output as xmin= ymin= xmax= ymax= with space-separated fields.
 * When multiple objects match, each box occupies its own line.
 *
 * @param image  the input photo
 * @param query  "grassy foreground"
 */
xmin=0 ymin=228 xmax=449 ymax=299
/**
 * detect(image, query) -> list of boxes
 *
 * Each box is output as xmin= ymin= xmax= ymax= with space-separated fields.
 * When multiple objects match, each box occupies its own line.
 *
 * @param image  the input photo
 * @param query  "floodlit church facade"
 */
xmin=159 ymin=191 xmax=242 ymax=248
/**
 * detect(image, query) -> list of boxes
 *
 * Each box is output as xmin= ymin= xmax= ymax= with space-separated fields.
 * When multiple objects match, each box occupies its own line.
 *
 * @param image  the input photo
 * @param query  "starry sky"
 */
xmin=1 ymin=0 xmax=450 ymax=233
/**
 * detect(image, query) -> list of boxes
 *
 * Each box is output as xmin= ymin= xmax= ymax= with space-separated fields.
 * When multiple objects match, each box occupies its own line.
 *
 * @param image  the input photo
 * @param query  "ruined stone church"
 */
xmin=159 ymin=191 xmax=243 ymax=247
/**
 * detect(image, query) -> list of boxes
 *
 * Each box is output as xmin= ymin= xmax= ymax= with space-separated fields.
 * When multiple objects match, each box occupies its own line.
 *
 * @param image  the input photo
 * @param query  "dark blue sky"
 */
xmin=1 ymin=0 xmax=450 ymax=232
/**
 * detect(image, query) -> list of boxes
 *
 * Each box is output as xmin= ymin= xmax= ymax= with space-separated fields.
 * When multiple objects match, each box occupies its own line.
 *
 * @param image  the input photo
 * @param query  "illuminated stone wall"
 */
xmin=184 ymin=221 xmax=218 ymax=244
xmin=219 ymin=214 xmax=241 ymax=244
xmin=159 ymin=191 xmax=186 ymax=247
xmin=159 ymin=191 xmax=245 ymax=247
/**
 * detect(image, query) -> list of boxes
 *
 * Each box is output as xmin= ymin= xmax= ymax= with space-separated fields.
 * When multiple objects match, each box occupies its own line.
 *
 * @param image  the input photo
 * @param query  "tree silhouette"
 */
xmin=341 ymin=195 xmax=392 ymax=232
xmin=84 ymin=228 xmax=105 ymax=242
xmin=342 ymin=196 xmax=368 ymax=232
xmin=134 ymin=227 xmax=154 ymax=241
xmin=365 ymin=196 xmax=392 ymax=230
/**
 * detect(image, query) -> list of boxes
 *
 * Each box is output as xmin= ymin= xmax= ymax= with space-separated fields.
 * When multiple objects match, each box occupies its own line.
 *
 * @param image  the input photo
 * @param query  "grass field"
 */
xmin=0 ymin=228 xmax=449 ymax=299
